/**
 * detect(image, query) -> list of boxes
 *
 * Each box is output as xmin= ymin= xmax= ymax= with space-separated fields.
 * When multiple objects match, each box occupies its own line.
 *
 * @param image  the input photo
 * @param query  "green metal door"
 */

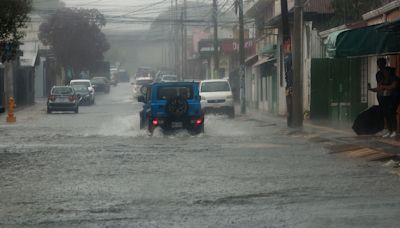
xmin=330 ymin=58 xmax=352 ymax=124
xmin=311 ymin=58 xmax=367 ymax=126
xmin=270 ymin=66 xmax=278 ymax=114
xmin=311 ymin=59 xmax=330 ymax=120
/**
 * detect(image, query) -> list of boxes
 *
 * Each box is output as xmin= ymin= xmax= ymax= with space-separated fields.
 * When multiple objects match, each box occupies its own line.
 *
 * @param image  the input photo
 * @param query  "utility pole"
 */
xmin=212 ymin=0 xmax=219 ymax=79
xmin=170 ymin=0 xmax=174 ymax=69
xmin=180 ymin=7 xmax=184 ymax=80
xmin=238 ymin=0 xmax=246 ymax=114
xmin=292 ymin=0 xmax=304 ymax=128
xmin=182 ymin=0 xmax=187 ymax=79
xmin=281 ymin=0 xmax=293 ymax=127
xmin=175 ymin=0 xmax=180 ymax=77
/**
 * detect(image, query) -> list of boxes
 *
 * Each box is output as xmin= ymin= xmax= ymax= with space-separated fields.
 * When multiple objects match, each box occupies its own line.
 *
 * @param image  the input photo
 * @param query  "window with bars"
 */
xmin=360 ymin=58 xmax=368 ymax=103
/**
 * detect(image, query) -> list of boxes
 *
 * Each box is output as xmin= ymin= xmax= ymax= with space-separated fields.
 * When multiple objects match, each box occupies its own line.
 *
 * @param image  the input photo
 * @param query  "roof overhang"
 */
xmin=245 ymin=54 xmax=258 ymax=66
xmin=362 ymin=0 xmax=400 ymax=21
xmin=254 ymin=57 xmax=276 ymax=67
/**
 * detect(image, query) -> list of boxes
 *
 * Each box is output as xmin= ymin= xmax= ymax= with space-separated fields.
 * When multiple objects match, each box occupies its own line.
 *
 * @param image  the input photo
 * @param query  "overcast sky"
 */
xmin=61 ymin=0 xmax=216 ymax=32
xmin=61 ymin=0 xmax=170 ymax=31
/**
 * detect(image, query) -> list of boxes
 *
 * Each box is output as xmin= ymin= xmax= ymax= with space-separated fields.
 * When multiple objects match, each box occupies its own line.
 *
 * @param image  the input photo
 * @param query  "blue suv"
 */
xmin=138 ymin=82 xmax=204 ymax=135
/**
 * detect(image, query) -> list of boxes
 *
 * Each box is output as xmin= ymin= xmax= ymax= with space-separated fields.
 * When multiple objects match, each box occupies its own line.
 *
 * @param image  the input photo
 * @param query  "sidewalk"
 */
xmin=0 ymin=98 xmax=46 ymax=124
xmin=237 ymin=105 xmax=400 ymax=161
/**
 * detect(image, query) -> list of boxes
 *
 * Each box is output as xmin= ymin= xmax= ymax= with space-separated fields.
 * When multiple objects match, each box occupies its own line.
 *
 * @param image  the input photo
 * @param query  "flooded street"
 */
xmin=0 ymin=83 xmax=399 ymax=227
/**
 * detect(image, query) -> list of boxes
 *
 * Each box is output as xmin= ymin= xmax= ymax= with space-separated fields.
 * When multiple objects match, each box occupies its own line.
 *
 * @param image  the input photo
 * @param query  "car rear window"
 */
xmin=162 ymin=75 xmax=178 ymax=81
xmin=136 ymin=79 xmax=153 ymax=85
xmin=71 ymin=81 xmax=90 ymax=87
xmin=52 ymin=87 xmax=74 ymax=95
xmin=91 ymin=78 xmax=106 ymax=84
xmin=72 ymin=85 xmax=88 ymax=92
xmin=201 ymin=81 xmax=230 ymax=92
xmin=157 ymin=86 xmax=193 ymax=100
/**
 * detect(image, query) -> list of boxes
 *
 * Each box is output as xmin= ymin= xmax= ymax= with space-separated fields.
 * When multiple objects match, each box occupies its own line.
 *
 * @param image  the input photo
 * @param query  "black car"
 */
xmin=91 ymin=77 xmax=110 ymax=93
xmin=47 ymin=86 xmax=79 ymax=114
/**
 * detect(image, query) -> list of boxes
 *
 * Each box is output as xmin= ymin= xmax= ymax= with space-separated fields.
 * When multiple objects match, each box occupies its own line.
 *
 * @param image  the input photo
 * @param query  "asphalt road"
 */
xmin=1 ymin=83 xmax=400 ymax=228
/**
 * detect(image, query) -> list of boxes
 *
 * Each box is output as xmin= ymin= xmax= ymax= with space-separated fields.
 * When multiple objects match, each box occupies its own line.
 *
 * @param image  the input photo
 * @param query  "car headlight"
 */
xmin=201 ymin=96 xmax=206 ymax=100
xmin=227 ymin=95 xmax=233 ymax=99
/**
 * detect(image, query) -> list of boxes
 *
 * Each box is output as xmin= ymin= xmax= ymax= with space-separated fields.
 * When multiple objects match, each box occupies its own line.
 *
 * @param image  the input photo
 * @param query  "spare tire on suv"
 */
xmin=166 ymin=96 xmax=189 ymax=118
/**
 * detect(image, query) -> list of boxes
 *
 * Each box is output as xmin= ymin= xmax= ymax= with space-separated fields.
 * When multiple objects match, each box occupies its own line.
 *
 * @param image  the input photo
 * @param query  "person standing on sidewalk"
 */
xmin=377 ymin=69 xmax=398 ymax=138
xmin=373 ymin=58 xmax=390 ymax=105
xmin=369 ymin=58 xmax=398 ymax=138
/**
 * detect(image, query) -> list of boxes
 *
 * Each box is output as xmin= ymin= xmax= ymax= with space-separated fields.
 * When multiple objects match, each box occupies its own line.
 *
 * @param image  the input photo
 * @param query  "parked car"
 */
xmin=199 ymin=79 xmax=235 ymax=118
xmin=154 ymin=70 xmax=174 ymax=82
xmin=132 ymin=77 xmax=153 ymax=98
xmin=137 ymin=82 xmax=204 ymax=135
xmin=118 ymin=69 xmax=130 ymax=82
xmin=136 ymin=67 xmax=155 ymax=79
xmin=91 ymin=77 xmax=110 ymax=93
xmin=47 ymin=86 xmax=79 ymax=114
xmin=71 ymin=84 xmax=92 ymax=105
xmin=69 ymin=79 xmax=95 ymax=104
xmin=110 ymin=73 xmax=118 ymax=86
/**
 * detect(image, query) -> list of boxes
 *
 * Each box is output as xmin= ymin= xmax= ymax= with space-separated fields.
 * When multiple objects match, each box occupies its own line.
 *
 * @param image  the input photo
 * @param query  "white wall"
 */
xmin=34 ymin=58 xmax=46 ymax=97
xmin=367 ymin=56 xmax=379 ymax=106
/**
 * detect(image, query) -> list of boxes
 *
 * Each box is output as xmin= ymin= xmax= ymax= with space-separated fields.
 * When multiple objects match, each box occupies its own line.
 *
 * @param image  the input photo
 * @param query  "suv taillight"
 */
xmin=195 ymin=117 xmax=204 ymax=126
xmin=152 ymin=118 xmax=159 ymax=126
xmin=69 ymin=96 xmax=75 ymax=101
xmin=48 ymin=95 xmax=56 ymax=101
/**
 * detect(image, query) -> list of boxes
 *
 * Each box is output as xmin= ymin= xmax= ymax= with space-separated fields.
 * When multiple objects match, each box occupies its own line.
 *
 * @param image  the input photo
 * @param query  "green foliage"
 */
xmin=39 ymin=8 xmax=110 ymax=72
xmin=331 ymin=0 xmax=382 ymax=25
xmin=0 ymin=0 xmax=32 ymax=62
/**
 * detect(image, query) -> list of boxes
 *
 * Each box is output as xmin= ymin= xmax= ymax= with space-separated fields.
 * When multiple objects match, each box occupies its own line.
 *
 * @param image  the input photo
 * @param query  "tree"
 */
xmin=331 ymin=0 xmax=382 ymax=25
xmin=0 ymin=0 xmax=32 ymax=62
xmin=39 ymin=8 xmax=110 ymax=74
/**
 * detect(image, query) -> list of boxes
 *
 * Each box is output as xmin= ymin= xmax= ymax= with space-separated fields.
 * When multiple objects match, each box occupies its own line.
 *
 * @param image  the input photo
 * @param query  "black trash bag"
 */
xmin=352 ymin=105 xmax=384 ymax=135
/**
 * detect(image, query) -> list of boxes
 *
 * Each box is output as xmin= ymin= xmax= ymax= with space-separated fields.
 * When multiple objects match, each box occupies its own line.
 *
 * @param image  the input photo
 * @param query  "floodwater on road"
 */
xmin=1 ymin=83 xmax=400 ymax=228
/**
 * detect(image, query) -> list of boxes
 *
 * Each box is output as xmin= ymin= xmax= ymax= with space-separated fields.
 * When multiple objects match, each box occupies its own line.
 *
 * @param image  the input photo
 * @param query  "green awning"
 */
xmin=325 ymin=30 xmax=348 ymax=58
xmin=376 ymin=19 xmax=400 ymax=33
xmin=332 ymin=23 xmax=400 ymax=58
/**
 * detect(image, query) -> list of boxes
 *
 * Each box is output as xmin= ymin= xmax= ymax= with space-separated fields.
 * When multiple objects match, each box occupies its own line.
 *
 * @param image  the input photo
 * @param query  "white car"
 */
xmin=69 ymin=79 xmax=95 ymax=105
xmin=132 ymin=77 xmax=153 ymax=98
xmin=159 ymin=75 xmax=178 ymax=83
xmin=199 ymin=79 xmax=235 ymax=118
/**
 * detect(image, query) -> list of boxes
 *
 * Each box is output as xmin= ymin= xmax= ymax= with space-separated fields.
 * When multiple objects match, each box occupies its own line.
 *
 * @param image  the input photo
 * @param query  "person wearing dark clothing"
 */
xmin=374 ymin=58 xmax=394 ymax=105
xmin=370 ymin=58 xmax=399 ymax=138
xmin=376 ymin=69 xmax=398 ymax=137
xmin=396 ymin=74 xmax=400 ymax=136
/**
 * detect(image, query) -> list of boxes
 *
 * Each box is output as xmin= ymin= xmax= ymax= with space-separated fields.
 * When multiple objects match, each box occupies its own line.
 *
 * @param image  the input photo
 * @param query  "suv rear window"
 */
xmin=52 ymin=87 xmax=74 ymax=95
xmin=157 ymin=86 xmax=193 ymax=100
xmin=201 ymin=81 xmax=230 ymax=92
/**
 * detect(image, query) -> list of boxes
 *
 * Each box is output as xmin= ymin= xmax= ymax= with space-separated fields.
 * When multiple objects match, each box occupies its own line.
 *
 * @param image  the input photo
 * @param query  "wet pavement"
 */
xmin=1 ymin=83 xmax=400 ymax=227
